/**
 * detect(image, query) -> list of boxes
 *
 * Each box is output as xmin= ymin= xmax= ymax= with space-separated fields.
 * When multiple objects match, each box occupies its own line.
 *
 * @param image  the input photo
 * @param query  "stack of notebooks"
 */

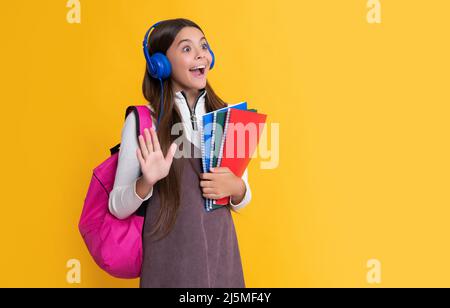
xmin=200 ymin=102 xmax=267 ymax=212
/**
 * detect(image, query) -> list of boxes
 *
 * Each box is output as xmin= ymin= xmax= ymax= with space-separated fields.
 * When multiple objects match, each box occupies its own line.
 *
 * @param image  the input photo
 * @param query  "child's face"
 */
xmin=166 ymin=26 xmax=213 ymax=93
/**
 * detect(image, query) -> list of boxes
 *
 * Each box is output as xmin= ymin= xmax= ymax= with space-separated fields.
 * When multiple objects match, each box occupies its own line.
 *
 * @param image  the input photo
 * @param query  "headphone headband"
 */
xmin=142 ymin=21 xmax=162 ymax=76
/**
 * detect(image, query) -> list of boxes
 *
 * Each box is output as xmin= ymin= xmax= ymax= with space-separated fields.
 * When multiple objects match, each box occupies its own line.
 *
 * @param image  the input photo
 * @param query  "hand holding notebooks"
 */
xmin=201 ymin=102 xmax=247 ymax=211
xmin=200 ymin=103 xmax=267 ymax=211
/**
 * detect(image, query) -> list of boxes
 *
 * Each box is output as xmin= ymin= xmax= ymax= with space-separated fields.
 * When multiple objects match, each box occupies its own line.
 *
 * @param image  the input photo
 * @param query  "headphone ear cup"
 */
xmin=148 ymin=52 xmax=172 ymax=80
xmin=208 ymin=46 xmax=215 ymax=70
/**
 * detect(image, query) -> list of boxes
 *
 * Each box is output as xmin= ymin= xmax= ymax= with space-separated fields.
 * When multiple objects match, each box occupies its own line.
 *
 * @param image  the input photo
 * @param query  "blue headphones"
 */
xmin=142 ymin=21 xmax=216 ymax=127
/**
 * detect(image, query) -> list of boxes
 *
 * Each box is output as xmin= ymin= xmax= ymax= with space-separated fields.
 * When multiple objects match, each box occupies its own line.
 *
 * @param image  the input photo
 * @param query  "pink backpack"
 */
xmin=78 ymin=105 xmax=153 ymax=279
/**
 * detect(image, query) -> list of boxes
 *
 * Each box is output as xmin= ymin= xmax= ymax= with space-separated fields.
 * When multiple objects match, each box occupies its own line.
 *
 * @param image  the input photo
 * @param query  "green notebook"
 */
xmin=212 ymin=111 xmax=227 ymax=168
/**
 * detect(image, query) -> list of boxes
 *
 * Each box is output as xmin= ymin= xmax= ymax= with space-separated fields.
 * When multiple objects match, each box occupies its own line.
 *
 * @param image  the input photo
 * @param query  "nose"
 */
xmin=196 ymin=53 xmax=205 ymax=60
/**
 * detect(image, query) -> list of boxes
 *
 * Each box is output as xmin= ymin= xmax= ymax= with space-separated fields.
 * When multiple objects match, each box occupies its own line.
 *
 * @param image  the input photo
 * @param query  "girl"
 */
xmin=108 ymin=18 xmax=252 ymax=288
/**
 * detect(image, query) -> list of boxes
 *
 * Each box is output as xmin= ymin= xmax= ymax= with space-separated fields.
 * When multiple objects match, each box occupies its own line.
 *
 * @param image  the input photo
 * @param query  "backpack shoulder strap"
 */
xmin=125 ymin=105 xmax=154 ymax=138
xmin=110 ymin=105 xmax=154 ymax=156
xmin=124 ymin=106 xmax=153 ymax=216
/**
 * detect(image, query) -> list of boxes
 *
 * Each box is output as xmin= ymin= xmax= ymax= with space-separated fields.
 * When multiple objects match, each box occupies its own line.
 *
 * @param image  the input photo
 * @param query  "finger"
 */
xmin=211 ymin=167 xmax=231 ymax=173
xmin=165 ymin=143 xmax=177 ymax=164
xmin=138 ymin=134 xmax=149 ymax=158
xmin=203 ymin=193 xmax=220 ymax=200
xmin=200 ymin=180 xmax=213 ymax=188
xmin=200 ymin=173 xmax=214 ymax=180
xmin=144 ymin=128 xmax=154 ymax=153
xmin=136 ymin=148 xmax=144 ymax=165
xmin=202 ymin=187 xmax=217 ymax=194
xmin=150 ymin=127 xmax=161 ymax=152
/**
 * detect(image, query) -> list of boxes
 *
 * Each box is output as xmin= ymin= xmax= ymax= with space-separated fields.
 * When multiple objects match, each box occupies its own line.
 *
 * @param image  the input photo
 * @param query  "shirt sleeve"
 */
xmin=108 ymin=111 xmax=155 ymax=219
xmin=229 ymin=167 xmax=252 ymax=211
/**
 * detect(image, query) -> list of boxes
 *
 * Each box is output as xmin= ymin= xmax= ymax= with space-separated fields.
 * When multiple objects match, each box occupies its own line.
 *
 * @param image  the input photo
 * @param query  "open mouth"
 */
xmin=189 ymin=65 xmax=206 ymax=78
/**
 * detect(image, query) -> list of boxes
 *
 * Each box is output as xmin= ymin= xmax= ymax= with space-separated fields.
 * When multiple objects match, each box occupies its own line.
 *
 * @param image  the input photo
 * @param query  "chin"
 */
xmin=190 ymin=79 xmax=207 ymax=89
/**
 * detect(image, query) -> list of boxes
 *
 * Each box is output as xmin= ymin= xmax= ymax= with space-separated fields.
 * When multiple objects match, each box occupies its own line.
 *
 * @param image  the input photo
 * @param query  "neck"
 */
xmin=172 ymin=86 xmax=204 ymax=109
xmin=183 ymin=90 xmax=200 ymax=109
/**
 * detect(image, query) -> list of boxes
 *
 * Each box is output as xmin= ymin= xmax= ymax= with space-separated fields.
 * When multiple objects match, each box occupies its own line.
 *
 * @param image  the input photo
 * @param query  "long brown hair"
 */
xmin=142 ymin=18 xmax=234 ymax=241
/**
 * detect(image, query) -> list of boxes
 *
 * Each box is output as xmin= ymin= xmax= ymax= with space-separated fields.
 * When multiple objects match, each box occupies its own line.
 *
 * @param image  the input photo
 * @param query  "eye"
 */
xmin=182 ymin=43 xmax=208 ymax=53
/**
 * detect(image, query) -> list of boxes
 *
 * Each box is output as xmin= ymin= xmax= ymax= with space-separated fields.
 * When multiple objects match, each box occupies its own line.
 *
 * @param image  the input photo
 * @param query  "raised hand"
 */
xmin=136 ymin=127 xmax=177 ymax=186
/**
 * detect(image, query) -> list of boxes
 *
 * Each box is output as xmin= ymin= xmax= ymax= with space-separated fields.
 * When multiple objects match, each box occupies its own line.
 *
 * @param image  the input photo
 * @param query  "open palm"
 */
xmin=136 ymin=127 xmax=177 ymax=186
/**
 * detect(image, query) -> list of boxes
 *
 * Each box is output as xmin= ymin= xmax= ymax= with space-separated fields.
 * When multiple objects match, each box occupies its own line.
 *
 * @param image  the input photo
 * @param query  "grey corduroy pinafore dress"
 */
xmin=139 ymin=141 xmax=245 ymax=288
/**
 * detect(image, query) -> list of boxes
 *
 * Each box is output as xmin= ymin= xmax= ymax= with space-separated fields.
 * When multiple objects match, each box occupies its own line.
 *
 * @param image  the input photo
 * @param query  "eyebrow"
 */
xmin=177 ymin=36 xmax=207 ymax=46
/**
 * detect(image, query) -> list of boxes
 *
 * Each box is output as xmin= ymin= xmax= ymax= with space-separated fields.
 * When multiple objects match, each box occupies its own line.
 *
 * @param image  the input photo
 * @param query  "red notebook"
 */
xmin=214 ymin=108 xmax=267 ymax=205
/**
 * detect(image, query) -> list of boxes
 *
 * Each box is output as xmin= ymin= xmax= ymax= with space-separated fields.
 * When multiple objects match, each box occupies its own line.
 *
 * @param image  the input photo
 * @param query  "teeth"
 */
xmin=190 ymin=65 xmax=206 ymax=71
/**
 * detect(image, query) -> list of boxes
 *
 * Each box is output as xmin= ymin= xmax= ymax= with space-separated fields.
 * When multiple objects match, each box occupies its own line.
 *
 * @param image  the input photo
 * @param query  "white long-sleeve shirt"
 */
xmin=108 ymin=89 xmax=252 ymax=219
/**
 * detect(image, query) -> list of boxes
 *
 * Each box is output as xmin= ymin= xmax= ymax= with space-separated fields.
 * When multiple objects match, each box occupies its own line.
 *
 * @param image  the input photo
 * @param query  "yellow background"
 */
xmin=1 ymin=0 xmax=449 ymax=287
